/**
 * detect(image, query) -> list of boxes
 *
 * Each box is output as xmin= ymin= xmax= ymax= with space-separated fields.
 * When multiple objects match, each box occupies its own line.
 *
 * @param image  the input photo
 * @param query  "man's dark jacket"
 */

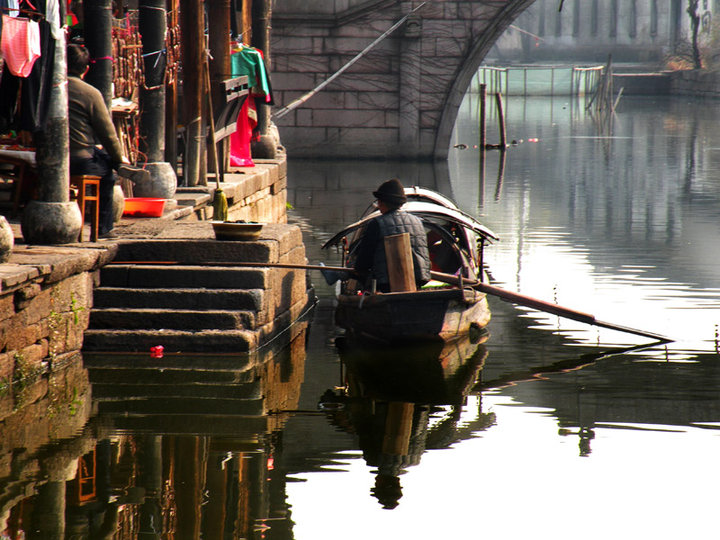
xmin=353 ymin=209 xmax=431 ymax=289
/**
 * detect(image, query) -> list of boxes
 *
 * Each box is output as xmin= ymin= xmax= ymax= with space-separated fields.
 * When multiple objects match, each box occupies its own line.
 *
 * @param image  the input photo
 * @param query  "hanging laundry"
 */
xmin=229 ymin=97 xmax=256 ymax=167
xmin=231 ymin=45 xmax=273 ymax=104
xmin=0 ymin=19 xmax=55 ymax=135
xmin=1 ymin=15 xmax=41 ymax=77
xmin=0 ymin=0 xmax=19 ymax=33
xmin=229 ymin=45 xmax=274 ymax=167
xmin=45 ymin=0 xmax=61 ymax=39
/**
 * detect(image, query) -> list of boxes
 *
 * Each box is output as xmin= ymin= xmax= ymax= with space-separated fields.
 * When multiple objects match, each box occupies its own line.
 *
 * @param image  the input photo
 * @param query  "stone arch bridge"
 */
xmin=271 ymin=1 xmax=534 ymax=160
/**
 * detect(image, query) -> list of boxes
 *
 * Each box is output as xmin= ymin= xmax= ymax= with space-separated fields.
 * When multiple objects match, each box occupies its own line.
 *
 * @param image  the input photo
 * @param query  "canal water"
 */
xmin=4 ymin=94 xmax=720 ymax=539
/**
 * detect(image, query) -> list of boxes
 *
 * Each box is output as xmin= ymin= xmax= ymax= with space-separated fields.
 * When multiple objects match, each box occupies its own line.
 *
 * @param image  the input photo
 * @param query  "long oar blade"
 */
xmin=430 ymin=271 xmax=671 ymax=343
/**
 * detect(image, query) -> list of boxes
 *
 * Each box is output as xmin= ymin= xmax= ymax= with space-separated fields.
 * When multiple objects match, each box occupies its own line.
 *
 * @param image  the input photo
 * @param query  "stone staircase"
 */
xmin=82 ymin=325 xmax=308 ymax=436
xmin=82 ymin=223 xmax=314 ymax=354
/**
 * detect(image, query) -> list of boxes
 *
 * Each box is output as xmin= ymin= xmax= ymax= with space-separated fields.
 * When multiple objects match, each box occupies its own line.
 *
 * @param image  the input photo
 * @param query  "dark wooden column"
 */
xmin=250 ymin=0 xmax=275 ymax=158
xmin=83 ymin=0 xmax=113 ymax=107
xmin=179 ymin=0 xmax=204 ymax=185
xmin=139 ymin=0 xmax=167 ymax=163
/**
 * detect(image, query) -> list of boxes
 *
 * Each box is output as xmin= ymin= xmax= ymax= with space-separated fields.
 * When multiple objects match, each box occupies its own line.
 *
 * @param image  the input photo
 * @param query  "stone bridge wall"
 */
xmin=272 ymin=0 xmax=534 ymax=160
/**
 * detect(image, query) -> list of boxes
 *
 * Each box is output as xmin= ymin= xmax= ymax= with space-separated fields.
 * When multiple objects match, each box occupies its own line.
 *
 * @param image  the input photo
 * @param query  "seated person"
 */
xmin=351 ymin=178 xmax=431 ymax=292
xmin=67 ymin=43 xmax=149 ymax=238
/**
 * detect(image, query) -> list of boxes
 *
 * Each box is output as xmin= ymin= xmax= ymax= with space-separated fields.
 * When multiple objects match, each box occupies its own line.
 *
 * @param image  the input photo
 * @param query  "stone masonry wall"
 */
xmin=669 ymin=70 xmax=720 ymax=98
xmin=0 ymin=244 xmax=115 ymax=417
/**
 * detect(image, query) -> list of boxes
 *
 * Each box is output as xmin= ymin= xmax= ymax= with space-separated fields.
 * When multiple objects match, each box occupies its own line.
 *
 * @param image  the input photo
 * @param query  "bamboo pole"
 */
xmin=495 ymin=92 xmax=507 ymax=148
xmin=479 ymin=84 xmax=487 ymax=151
xmin=109 ymin=260 xmax=671 ymax=342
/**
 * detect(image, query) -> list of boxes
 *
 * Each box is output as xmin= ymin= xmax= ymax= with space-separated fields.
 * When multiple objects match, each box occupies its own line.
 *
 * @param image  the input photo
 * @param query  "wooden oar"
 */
xmin=430 ymin=270 xmax=671 ymax=343
xmin=111 ymin=260 xmax=671 ymax=342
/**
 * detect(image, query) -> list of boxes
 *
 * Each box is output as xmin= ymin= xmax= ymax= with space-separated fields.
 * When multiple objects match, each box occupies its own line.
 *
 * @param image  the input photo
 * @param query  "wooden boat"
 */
xmin=335 ymin=333 xmax=489 ymax=404
xmin=322 ymin=187 xmax=498 ymax=344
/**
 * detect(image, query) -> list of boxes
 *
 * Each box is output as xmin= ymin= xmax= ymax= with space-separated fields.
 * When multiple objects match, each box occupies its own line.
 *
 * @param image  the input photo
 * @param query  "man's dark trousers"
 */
xmin=70 ymin=148 xmax=115 ymax=235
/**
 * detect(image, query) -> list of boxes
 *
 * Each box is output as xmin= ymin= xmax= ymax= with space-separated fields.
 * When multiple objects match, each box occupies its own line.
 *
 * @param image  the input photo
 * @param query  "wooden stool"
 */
xmin=70 ymin=175 xmax=101 ymax=242
xmin=0 ymin=157 xmax=29 ymax=216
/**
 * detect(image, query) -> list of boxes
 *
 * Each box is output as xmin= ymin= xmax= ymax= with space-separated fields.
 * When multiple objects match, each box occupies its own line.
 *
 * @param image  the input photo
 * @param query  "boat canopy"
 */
xmin=322 ymin=200 xmax=499 ymax=250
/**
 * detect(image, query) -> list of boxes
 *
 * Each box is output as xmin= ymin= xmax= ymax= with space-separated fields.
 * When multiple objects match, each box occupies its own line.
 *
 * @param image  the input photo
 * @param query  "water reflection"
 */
xmin=0 ymin=325 xmax=308 ymax=539
xmin=318 ymin=336 xmax=495 ymax=509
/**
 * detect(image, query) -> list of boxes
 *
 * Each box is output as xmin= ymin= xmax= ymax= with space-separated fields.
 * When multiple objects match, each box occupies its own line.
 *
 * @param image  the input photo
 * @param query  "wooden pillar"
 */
xmin=179 ymin=0 xmax=204 ymax=185
xmin=173 ymin=437 xmax=204 ymax=538
xmin=208 ymin=0 xmax=231 ymax=174
xmin=165 ymin=0 xmax=179 ymax=170
xmin=250 ymin=0 xmax=275 ymax=158
xmin=28 ymin=481 xmax=66 ymax=539
xmin=139 ymin=0 xmax=167 ymax=162
xmin=83 ymin=0 xmax=113 ymax=108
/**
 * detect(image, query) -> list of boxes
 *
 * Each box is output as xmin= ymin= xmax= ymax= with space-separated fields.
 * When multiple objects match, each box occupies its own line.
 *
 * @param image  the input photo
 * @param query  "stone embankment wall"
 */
xmin=612 ymin=71 xmax=720 ymax=98
xmin=0 ymin=245 xmax=115 ymax=412
xmin=668 ymin=70 xmax=720 ymax=98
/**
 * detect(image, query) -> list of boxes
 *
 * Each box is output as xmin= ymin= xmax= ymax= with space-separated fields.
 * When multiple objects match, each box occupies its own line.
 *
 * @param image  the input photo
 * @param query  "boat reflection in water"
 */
xmin=321 ymin=334 xmax=496 ymax=509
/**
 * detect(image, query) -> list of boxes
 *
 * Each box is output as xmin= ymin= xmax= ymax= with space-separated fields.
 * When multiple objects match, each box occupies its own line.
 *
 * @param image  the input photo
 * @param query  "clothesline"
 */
xmin=0 ymin=6 xmax=44 ymax=19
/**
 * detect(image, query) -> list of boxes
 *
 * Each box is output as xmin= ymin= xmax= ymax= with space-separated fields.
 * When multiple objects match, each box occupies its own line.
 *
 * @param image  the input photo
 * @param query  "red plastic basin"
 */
xmin=123 ymin=198 xmax=166 ymax=217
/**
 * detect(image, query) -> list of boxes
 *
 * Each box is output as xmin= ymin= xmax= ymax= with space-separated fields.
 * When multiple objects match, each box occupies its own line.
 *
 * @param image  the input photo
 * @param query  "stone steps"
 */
xmin=93 ymin=287 xmax=263 ymax=311
xmin=84 ymin=226 xmax=311 ymax=353
xmin=90 ymin=381 xmax=261 ymax=400
xmin=94 ymin=395 xmax=265 ymax=416
xmin=99 ymin=264 xmax=268 ymax=289
xmin=82 ymin=328 xmax=257 ymax=353
xmin=86 ymin=366 xmax=255 ymax=385
xmin=89 ymin=307 xmax=257 ymax=330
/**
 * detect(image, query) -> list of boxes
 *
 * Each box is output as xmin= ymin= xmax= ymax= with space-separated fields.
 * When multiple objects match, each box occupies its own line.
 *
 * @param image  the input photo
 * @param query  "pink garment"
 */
xmin=229 ymin=98 xmax=257 ymax=167
xmin=1 ymin=15 xmax=41 ymax=77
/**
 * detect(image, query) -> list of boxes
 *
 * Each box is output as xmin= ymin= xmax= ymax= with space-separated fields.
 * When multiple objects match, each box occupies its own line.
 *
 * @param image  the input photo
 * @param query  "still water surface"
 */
xmin=283 ymin=94 xmax=720 ymax=539
xmin=4 ymin=95 xmax=720 ymax=539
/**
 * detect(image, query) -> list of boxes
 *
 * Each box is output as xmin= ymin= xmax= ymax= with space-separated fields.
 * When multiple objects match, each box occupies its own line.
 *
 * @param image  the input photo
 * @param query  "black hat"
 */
xmin=372 ymin=178 xmax=407 ymax=205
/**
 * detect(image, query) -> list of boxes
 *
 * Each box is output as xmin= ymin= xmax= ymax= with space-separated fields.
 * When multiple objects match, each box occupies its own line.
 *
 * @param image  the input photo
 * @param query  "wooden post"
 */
xmin=208 ymin=0 xmax=230 ymax=174
xmin=165 ymin=0 xmax=179 ymax=170
xmin=139 ymin=0 xmax=167 ymax=163
xmin=479 ymin=83 xmax=486 ymax=151
xmin=179 ymin=0 xmax=204 ymax=185
xmin=495 ymin=92 xmax=507 ymax=149
xmin=384 ymin=233 xmax=416 ymax=292
xmin=83 ymin=0 xmax=113 ymax=108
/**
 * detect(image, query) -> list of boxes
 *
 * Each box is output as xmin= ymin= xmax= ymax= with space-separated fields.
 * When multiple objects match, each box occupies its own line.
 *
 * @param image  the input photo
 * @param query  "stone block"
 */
xmin=0 ymin=263 xmax=42 ymax=292
xmin=13 ymin=282 xmax=41 ymax=312
xmin=272 ymin=36 xmax=315 ymax=56
xmin=0 ymin=352 xmax=11 ymax=380
xmin=420 ymin=109 xmax=441 ymax=128
xmin=354 ymin=91 xmax=399 ymax=110
xmin=296 ymin=108 xmax=313 ymax=126
xmin=284 ymin=54 xmax=331 ymax=73
xmin=10 ymin=247 xmax=102 ymax=284
xmin=314 ymin=109 xmax=388 ymax=128
xmin=435 ymin=37 xmax=466 ymax=57
xmin=328 ymin=53 xmax=393 ymax=75
xmin=0 ymin=294 xmax=14 ymax=322
xmin=443 ymin=2 xmax=459 ymax=19
xmin=272 ymin=72 xmax=317 ymax=92
xmin=331 ymin=74 xmax=397 ymax=92
xmin=255 ymin=163 xmax=279 ymax=186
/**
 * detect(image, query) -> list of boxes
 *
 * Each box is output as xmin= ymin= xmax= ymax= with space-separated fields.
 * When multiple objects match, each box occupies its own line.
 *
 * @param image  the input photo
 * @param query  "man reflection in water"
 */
xmin=372 ymin=472 xmax=404 ymax=510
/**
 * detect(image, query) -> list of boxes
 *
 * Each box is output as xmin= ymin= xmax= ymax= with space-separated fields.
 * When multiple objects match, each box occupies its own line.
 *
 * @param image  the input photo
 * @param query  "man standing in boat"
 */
xmin=351 ymin=178 xmax=431 ymax=292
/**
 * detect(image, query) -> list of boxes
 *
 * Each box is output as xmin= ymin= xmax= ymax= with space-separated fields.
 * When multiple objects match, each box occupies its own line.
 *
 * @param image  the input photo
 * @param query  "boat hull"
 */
xmin=335 ymin=288 xmax=490 ymax=343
